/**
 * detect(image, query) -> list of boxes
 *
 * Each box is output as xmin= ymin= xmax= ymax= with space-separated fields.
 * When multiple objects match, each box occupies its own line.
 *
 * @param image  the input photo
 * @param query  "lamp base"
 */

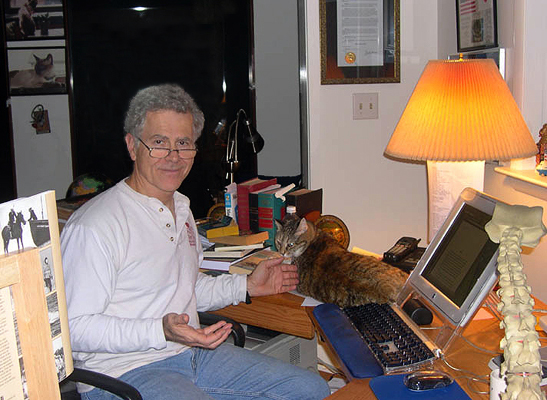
xmin=426 ymin=160 xmax=485 ymax=241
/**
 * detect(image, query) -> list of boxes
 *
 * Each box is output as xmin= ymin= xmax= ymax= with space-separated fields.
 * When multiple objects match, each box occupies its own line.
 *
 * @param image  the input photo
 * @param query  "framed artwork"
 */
xmin=456 ymin=0 xmax=498 ymax=53
xmin=3 ymin=0 xmax=65 ymax=41
xmin=449 ymin=47 xmax=506 ymax=78
xmin=8 ymin=47 xmax=67 ymax=95
xmin=320 ymin=0 xmax=400 ymax=85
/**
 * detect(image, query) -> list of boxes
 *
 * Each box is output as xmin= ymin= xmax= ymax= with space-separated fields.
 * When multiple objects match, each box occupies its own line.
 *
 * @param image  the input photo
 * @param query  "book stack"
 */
xmin=208 ymin=231 xmax=269 ymax=246
xmin=236 ymin=177 xmax=277 ymax=233
xmin=204 ymin=243 xmax=264 ymax=259
xmin=257 ymin=184 xmax=295 ymax=250
xmin=249 ymin=184 xmax=281 ymax=233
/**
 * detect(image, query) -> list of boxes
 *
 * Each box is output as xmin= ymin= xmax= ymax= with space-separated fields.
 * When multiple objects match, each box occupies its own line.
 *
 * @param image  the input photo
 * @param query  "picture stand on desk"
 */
xmin=0 ymin=190 xmax=73 ymax=399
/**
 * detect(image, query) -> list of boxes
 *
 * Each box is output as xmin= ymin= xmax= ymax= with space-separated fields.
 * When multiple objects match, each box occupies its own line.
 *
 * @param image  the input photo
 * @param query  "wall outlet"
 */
xmin=353 ymin=93 xmax=378 ymax=120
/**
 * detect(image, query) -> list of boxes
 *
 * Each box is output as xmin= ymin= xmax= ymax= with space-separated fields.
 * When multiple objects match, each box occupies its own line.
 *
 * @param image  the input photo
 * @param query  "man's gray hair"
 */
xmin=123 ymin=83 xmax=205 ymax=140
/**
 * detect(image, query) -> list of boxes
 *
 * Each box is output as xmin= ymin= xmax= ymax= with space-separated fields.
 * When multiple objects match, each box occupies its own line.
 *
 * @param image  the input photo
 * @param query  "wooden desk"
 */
xmin=211 ymin=292 xmax=315 ymax=339
xmin=311 ymin=299 xmax=547 ymax=400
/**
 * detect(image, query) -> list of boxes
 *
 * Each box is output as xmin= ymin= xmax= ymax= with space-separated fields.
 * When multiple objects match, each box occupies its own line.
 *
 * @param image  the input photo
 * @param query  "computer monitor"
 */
xmin=403 ymin=187 xmax=501 ymax=327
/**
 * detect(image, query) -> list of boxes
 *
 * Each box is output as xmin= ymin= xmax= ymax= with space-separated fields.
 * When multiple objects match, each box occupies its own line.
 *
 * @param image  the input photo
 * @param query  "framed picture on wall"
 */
xmin=320 ymin=0 xmax=400 ymax=84
xmin=3 ymin=0 xmax=65 ymax=41
xmin=456 ymin=0 xmax=498 ymax=52
xmin=8 ymin=47 xmax=66 ymax=95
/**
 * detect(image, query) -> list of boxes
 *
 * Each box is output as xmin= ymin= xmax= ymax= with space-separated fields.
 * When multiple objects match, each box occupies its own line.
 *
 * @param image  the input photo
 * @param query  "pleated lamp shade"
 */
xmin=385 ymin=59 xmax=537 ymax=162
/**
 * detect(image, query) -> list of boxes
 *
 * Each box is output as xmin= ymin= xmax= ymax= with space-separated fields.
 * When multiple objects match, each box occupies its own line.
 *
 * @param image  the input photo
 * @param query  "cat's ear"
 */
xmin=295 ymin=218 xmax=308 ymax=236
xmin=274 ymin=219 xmax=283 ymax=232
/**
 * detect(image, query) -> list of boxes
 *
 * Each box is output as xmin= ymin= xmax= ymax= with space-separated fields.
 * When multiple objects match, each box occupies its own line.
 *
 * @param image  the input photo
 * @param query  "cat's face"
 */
xmin=274 ymin=217 xmax=312 ymax=259
xmin=34 ymin=54 xmax=55 ymax=80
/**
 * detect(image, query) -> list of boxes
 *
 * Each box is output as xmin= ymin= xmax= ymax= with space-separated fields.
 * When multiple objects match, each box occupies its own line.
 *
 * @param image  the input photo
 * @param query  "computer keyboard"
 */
xmin=343 ymin=303 xmax=436 ymax=373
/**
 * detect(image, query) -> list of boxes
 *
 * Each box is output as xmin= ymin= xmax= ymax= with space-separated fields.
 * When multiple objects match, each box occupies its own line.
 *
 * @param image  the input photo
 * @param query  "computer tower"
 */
xmin=243 ymin=325 xmax=318 ymax=373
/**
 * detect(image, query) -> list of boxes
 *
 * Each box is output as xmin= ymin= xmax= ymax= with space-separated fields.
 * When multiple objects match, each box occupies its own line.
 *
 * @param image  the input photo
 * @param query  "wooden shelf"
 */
xmin=494 ymin=167 xmax=547 ymax=189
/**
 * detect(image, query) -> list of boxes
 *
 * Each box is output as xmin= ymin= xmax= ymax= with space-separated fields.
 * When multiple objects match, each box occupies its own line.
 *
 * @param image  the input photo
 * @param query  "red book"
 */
xmin=236 ymin=177 xmax=277 ymax=232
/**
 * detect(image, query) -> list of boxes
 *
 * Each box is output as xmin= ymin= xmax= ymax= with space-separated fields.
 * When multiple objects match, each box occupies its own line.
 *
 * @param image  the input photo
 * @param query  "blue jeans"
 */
xmin=81 ymin=344 xmax=331 ymax=400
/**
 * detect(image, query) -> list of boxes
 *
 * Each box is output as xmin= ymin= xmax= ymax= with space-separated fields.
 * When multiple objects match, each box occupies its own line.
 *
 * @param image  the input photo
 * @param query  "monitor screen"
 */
xmin=421 ymin=204 xmax=498 ymax=307
xmin=406 ymin=188 xmax=501 ymax=327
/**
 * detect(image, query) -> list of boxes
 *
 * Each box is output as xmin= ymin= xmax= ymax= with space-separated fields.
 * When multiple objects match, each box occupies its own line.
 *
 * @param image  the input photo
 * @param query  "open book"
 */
xmin=229 ymin=248 xmax=282 ymax=275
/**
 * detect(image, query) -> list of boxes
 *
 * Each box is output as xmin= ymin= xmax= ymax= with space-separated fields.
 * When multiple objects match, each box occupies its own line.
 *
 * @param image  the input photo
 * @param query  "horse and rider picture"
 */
xmin=1 ymin=195 xmax=50 ymax=254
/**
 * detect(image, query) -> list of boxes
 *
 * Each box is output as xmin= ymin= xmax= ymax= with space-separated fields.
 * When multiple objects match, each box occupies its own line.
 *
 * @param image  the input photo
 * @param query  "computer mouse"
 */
xmin=403 ymin=370 xmax=454 ymax=391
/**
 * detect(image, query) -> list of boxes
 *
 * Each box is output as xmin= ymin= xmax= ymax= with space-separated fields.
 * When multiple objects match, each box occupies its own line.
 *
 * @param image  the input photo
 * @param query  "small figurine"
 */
xmin=535 ymin=124 xmax=547 ymax=167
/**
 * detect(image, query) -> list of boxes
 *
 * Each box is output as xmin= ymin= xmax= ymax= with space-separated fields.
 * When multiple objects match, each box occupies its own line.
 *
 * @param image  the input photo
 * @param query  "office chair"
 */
xmin=60 ymin=313 xmax=245 ymax=399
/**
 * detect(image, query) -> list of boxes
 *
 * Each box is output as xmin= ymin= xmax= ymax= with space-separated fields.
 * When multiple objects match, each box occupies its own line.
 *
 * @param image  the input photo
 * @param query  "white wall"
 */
xmin=305 ymin=0 xmax=434 ymax=253
xmin=254 ymin=0 xmax=301 ymax=178
xmin=485 ymin=1 xmax=547 ymax=304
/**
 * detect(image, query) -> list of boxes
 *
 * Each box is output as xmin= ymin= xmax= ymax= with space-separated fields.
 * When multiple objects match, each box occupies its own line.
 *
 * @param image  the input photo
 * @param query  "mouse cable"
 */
xmin=439 ymin=353 xmax=489 ymax=395
xmin=317 ymin=356 xmax=345 ymax=380
xmin=455 ymin=331 xmax=501 ymax=355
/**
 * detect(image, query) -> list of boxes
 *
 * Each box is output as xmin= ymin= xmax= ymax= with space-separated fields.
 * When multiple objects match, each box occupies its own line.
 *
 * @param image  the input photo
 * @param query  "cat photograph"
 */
xmin=10 ymin=53 xmax=55 ymax=88
xmin=275 ymin=216 xmax=409 ymax=308
xmin=4 ymin=0 xmax=65 ymax=41
xmin=5 ymin=0 xmax=38 ymax=40
xmin=8 ymin=49 xmax=66 ymax=95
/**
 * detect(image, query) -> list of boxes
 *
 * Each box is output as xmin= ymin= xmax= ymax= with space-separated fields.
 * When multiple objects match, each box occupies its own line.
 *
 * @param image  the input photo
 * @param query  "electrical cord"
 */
xmin=440 ymin=353 xmax=490 ymax=395
xmin=317 ymin=357 xmax=345 ymax=380
xmin=458 ymin=332 xmax=501 ymax=355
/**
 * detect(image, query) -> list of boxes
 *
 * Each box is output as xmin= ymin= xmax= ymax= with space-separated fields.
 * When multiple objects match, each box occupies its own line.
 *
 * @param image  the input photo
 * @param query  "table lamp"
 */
xmin=384 ymin=58 xmax=537 ymax=241
xmin=223 ymin=109 xmax=265 ymax=183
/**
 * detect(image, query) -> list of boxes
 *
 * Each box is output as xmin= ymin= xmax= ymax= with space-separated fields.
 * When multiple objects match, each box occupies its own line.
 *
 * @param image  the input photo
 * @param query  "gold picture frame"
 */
xmin=320 ymin=0 xmax=400 ymax=85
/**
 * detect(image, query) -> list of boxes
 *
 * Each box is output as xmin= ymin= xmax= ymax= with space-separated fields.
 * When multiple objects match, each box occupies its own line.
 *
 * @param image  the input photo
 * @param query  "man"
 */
xmin=61 ymin=84 xmax=330 ymax=400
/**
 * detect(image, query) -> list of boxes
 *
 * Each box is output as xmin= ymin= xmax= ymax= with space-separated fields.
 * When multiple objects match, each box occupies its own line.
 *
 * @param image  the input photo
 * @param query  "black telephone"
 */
xmin=383 ymin=237 xmax=425 ymax=273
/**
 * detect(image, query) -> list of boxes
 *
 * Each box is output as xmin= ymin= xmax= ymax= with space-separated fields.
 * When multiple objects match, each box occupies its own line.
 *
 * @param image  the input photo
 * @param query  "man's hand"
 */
xmin=246 ymin=257 xmax=299 ymax=297
xmin=162 ymin=313 xmax=232 ymax=349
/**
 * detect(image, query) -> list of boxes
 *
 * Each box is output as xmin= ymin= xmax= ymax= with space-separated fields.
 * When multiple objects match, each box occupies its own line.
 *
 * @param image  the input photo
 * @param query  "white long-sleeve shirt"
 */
xmin=60 ymin=180 xmax=247 ymax=382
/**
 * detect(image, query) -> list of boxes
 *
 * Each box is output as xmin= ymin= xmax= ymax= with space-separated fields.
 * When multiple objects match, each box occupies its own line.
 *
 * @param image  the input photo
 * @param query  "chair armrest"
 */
xmin=198 ymin=311 xmax=246 ymax=348
xmin=65 ymin=368 xmax=143 ymax=400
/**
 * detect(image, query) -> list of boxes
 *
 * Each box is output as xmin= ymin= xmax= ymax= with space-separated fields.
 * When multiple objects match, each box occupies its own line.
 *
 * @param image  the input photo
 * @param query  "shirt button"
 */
xmin=159 ymin=207 xmax=164 ymax=212
xmin=166 ymin=223 xmax=171 ymax=228
xmin=170 ymin=237 xmax=174 ymax=241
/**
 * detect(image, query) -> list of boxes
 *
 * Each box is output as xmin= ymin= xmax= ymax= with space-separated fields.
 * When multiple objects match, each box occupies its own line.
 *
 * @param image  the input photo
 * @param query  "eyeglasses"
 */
xmin=137 ymin=137 xmax=198 ymax=159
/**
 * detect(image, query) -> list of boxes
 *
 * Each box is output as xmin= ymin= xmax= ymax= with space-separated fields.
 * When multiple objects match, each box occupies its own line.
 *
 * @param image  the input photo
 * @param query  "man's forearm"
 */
xmin=69 ymin=313 xmax=166 ymax=354
xmin=195 ymin=272 xmax=247 ymax=311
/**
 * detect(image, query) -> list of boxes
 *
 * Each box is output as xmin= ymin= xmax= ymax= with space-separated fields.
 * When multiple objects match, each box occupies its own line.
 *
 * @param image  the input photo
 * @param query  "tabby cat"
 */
xmin=274 ymin=216 xmax=409 ymax=308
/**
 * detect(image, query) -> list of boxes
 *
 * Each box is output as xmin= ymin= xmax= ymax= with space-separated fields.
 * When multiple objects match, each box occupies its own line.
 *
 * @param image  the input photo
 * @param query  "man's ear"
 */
xmin=125 ymin=133 xmax=137 ymax=161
